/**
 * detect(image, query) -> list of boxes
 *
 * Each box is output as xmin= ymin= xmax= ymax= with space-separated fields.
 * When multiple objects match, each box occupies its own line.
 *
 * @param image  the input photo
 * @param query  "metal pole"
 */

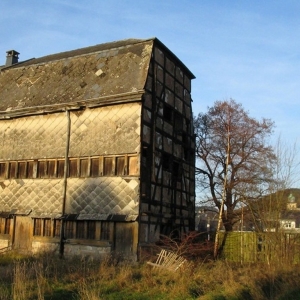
xmin=59 ymin=110 xmax=71 ymax=257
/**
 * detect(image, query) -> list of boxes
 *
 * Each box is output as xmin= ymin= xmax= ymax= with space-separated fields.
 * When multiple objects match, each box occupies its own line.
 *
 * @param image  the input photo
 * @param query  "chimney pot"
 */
xmin=5 ymin=50 xmax=20 ymax=67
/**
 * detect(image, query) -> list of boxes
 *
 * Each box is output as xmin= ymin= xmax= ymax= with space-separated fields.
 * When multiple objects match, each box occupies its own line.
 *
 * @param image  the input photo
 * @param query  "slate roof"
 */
xmin=0 ymin=37 xmax=194 ymax=118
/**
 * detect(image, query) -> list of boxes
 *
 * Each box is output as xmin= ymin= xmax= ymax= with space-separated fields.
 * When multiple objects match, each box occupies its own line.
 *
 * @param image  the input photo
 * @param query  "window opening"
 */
xmin=65 ymin=221 xmax=75 ymax=239
xmin=34 ymin=219 xmax=42 ymax=236
xmin=0 ymin=163 xmax=6 ymax=178
xmin=17 ymin=162 xmax=26 ymax=178
xmin=43 ymin=219 xmax=51 ymax=236
xmin=27 ymin=161 xmax=35 ymax=178
xmin=37 ymin=161 xmax=46 ymax=178
xmin=80 ymin=159 xmax=89 ymax=177
xmin=87 ymin=221 xmax=96 ymax=239
xmin=163 ymin=104 xmax=173 ymax=123
xmin=174 ymin=112 xmax=183 ymax=133
xmin=162 ymin=153 xmax=172 ymax=171
xmin=48 ymin=160 xmax=56 ymax=178
xmin=9 ymin=162 xmax=17 ymax=179
xmin=116 ymin=156 xmax=125 ymax=175
xmin=104 ymin=157 xmax=113 ymax=176
xmin=76 ymin=221 xmax=85 ymax=239
xmin=128 ymin=156 xmax=138 ymax=175
xmin=91 ymin=158 xmax=100 ymax=177
xmin=57 ymin=160 xmax=65 ymax=177
xmin=54 ymin=219 xmax=61 ymax=237
xmin=100 ymin=221 xmax=110 ymax=240
xmin=0 ymin=217 xmax=10 ymax=234
xmin=69 ymin=159 xmax=78 ymax=177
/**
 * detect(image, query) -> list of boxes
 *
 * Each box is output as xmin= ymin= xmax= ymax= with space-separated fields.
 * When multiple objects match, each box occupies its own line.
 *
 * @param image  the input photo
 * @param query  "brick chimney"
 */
xmin=5 ymin=50 xmax=20 ymax=67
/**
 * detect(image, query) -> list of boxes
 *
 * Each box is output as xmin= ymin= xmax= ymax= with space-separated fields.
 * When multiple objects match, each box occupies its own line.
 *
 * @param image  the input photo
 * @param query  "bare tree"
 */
xmin=194 ymin=99 xmax=276 ymax=232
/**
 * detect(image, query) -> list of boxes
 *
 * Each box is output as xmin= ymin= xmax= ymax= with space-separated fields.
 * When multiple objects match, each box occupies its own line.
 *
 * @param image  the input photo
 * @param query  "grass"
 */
xmin=0 ymin=251 xmax=300 ymax=299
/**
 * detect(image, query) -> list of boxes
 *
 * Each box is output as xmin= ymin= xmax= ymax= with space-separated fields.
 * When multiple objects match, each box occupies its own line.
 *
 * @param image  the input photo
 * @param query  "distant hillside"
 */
xmin=249 ymin=188 xmax=300 ymax=209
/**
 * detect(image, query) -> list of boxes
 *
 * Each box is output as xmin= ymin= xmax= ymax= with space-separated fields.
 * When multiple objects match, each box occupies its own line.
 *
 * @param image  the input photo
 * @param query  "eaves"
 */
xmin=0 ymin=89 xmax=144 ymax=119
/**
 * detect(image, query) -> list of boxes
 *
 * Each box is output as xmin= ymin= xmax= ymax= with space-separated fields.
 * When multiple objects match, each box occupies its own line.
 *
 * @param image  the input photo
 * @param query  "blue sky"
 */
xmin=1 ymin=0 xmax=300 ymax=167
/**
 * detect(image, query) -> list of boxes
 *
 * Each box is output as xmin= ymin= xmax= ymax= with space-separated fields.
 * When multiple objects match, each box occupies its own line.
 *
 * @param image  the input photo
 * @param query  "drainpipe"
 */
xmin=59 ymin=110 xmax=71 ymax=257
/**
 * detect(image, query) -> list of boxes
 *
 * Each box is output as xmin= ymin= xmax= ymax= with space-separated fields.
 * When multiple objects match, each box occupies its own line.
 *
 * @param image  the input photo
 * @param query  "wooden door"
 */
xmin=114 ymin=222 xmax=134 ymax=256
xmin=13 ymin=216 xmax=32 ymax=252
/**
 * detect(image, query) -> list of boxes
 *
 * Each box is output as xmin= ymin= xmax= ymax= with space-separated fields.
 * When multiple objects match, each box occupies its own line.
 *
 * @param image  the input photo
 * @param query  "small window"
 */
xmin=80 ymin=159 xmax=89 ymax=177
xmin=37 ymin=161 xmax=46 ymax=178
xmin=104 ymin=157 xmax=113 ymax=176
xmin=91 ymin=158 xmax=100 ymax=177
xmin=173 ymin=162 xmax=182 ymax=182
xmin=9 ymin=162 xmax=17 ymax=179
xmin=57 ymin=160 xmax=65 ymax=178
xmin=17 ymin=162 xmax=27 ymax=178
xmin=69 ymin=159 xmax=78 ymax=177
xmin=65 ymin=221 xmax=75 ymax=239
xmin=116 ymin=157 xmax=125 ymax=176
xmin=87 ymin=221 xmax=96 ymax=239
xmin=54 ymin=219 xmax=61 ymax=237
xmin=48 ymin=161 xmax=56 ymax=178
xmin=0 ymin=217 xmax=10 ymax=234
xmin=100 ymin=221 xmax=110 ymax=240
xmin=34 ymin=219 xmax=42 ymax=236
xmin=43 ymin=219 xmax=51 ymax=236
xmin=174 ymin=112 xmax=183 ymax=132
xmin=162 ymin=153 xmax=172 ymax=171
xmin=76 ymin=221 xmax=85 ymax=239
xmin=0 ymin=163 xmax=6 ymax=179
xmin=163 ymin=105 xmax=173 ymax=123
xmin=27 ymin=161 xmax=35 ymax=178
xmin=128 ymin=156 xmax=138 ymax=175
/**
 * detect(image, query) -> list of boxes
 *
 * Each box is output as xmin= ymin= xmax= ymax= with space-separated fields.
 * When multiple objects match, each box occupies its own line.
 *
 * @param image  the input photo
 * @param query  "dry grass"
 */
xmin=0 ymin=250 xmax=300 ymax=299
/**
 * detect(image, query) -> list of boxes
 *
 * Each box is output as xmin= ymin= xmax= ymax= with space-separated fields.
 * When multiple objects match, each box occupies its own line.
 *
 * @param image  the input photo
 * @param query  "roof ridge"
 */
xmin=4 ymin=38 xmax=154 ymax=69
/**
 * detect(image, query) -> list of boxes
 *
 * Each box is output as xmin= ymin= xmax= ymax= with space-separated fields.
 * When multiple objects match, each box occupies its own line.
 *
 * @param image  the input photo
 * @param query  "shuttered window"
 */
xmin=103 ymin=157 xmax=113 ymax=176
xmin=69 ymin=159 xmax=78 ymax=177
xmin=54 ymin=219 xmax=61 ymax=237
xmin=116 ymin=157 xmax=125 ymax=175
xmin=9 ymin=162 xmax=17 ymax=179
xmin=80 ymin=159 xmax=89 ymax=177
xmin=34 ymin=219 xmax=42 ymax=236
xmin=0 ymin=163 xmax=6 ymax=179
xmin=100 ymin=222 xmax=110 ymax=240
xmin=0 ymin=155 xmax=139 ymax=179
xmin=91 ymin=158 xmax=99 ymax=177
xmin=87 ymin=221 xmax=96 ymax=239
xmin=17 ymin=162 xmax=26 ymax=178
xmin=27 ymin=161 xmax=35 ymax=178
xmin=43 ymin=219 xmax=51 ymax=236
xmin=128 ymin=156 xmax=138 ymax=175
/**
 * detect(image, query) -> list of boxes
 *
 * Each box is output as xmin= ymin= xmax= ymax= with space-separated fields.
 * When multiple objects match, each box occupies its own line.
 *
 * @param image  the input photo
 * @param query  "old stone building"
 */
xmin=0 ymin=38 xmax=195 ymax=259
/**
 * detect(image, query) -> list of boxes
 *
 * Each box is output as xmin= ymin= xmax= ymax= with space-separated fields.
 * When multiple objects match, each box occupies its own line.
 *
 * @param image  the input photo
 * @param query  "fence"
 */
xmin=218 ymin=231 xmax=300 ymax=264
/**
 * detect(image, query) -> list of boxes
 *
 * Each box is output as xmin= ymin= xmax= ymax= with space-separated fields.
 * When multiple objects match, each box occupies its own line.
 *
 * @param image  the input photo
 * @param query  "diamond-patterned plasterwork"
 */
xmin=0 ymin=179 xmax=63 ymax=213
xmin=0 ymin=103 xmax=141 ymax=160
xmin=0 ymin=176 xmax=139 ymax=217
xmin=0 ymin=113 xmax=67 ymax=160
xmin=69 ymin=104 xmax=141 ymax=156
xmin=65 ymin=177 xmax=139 ymax=215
